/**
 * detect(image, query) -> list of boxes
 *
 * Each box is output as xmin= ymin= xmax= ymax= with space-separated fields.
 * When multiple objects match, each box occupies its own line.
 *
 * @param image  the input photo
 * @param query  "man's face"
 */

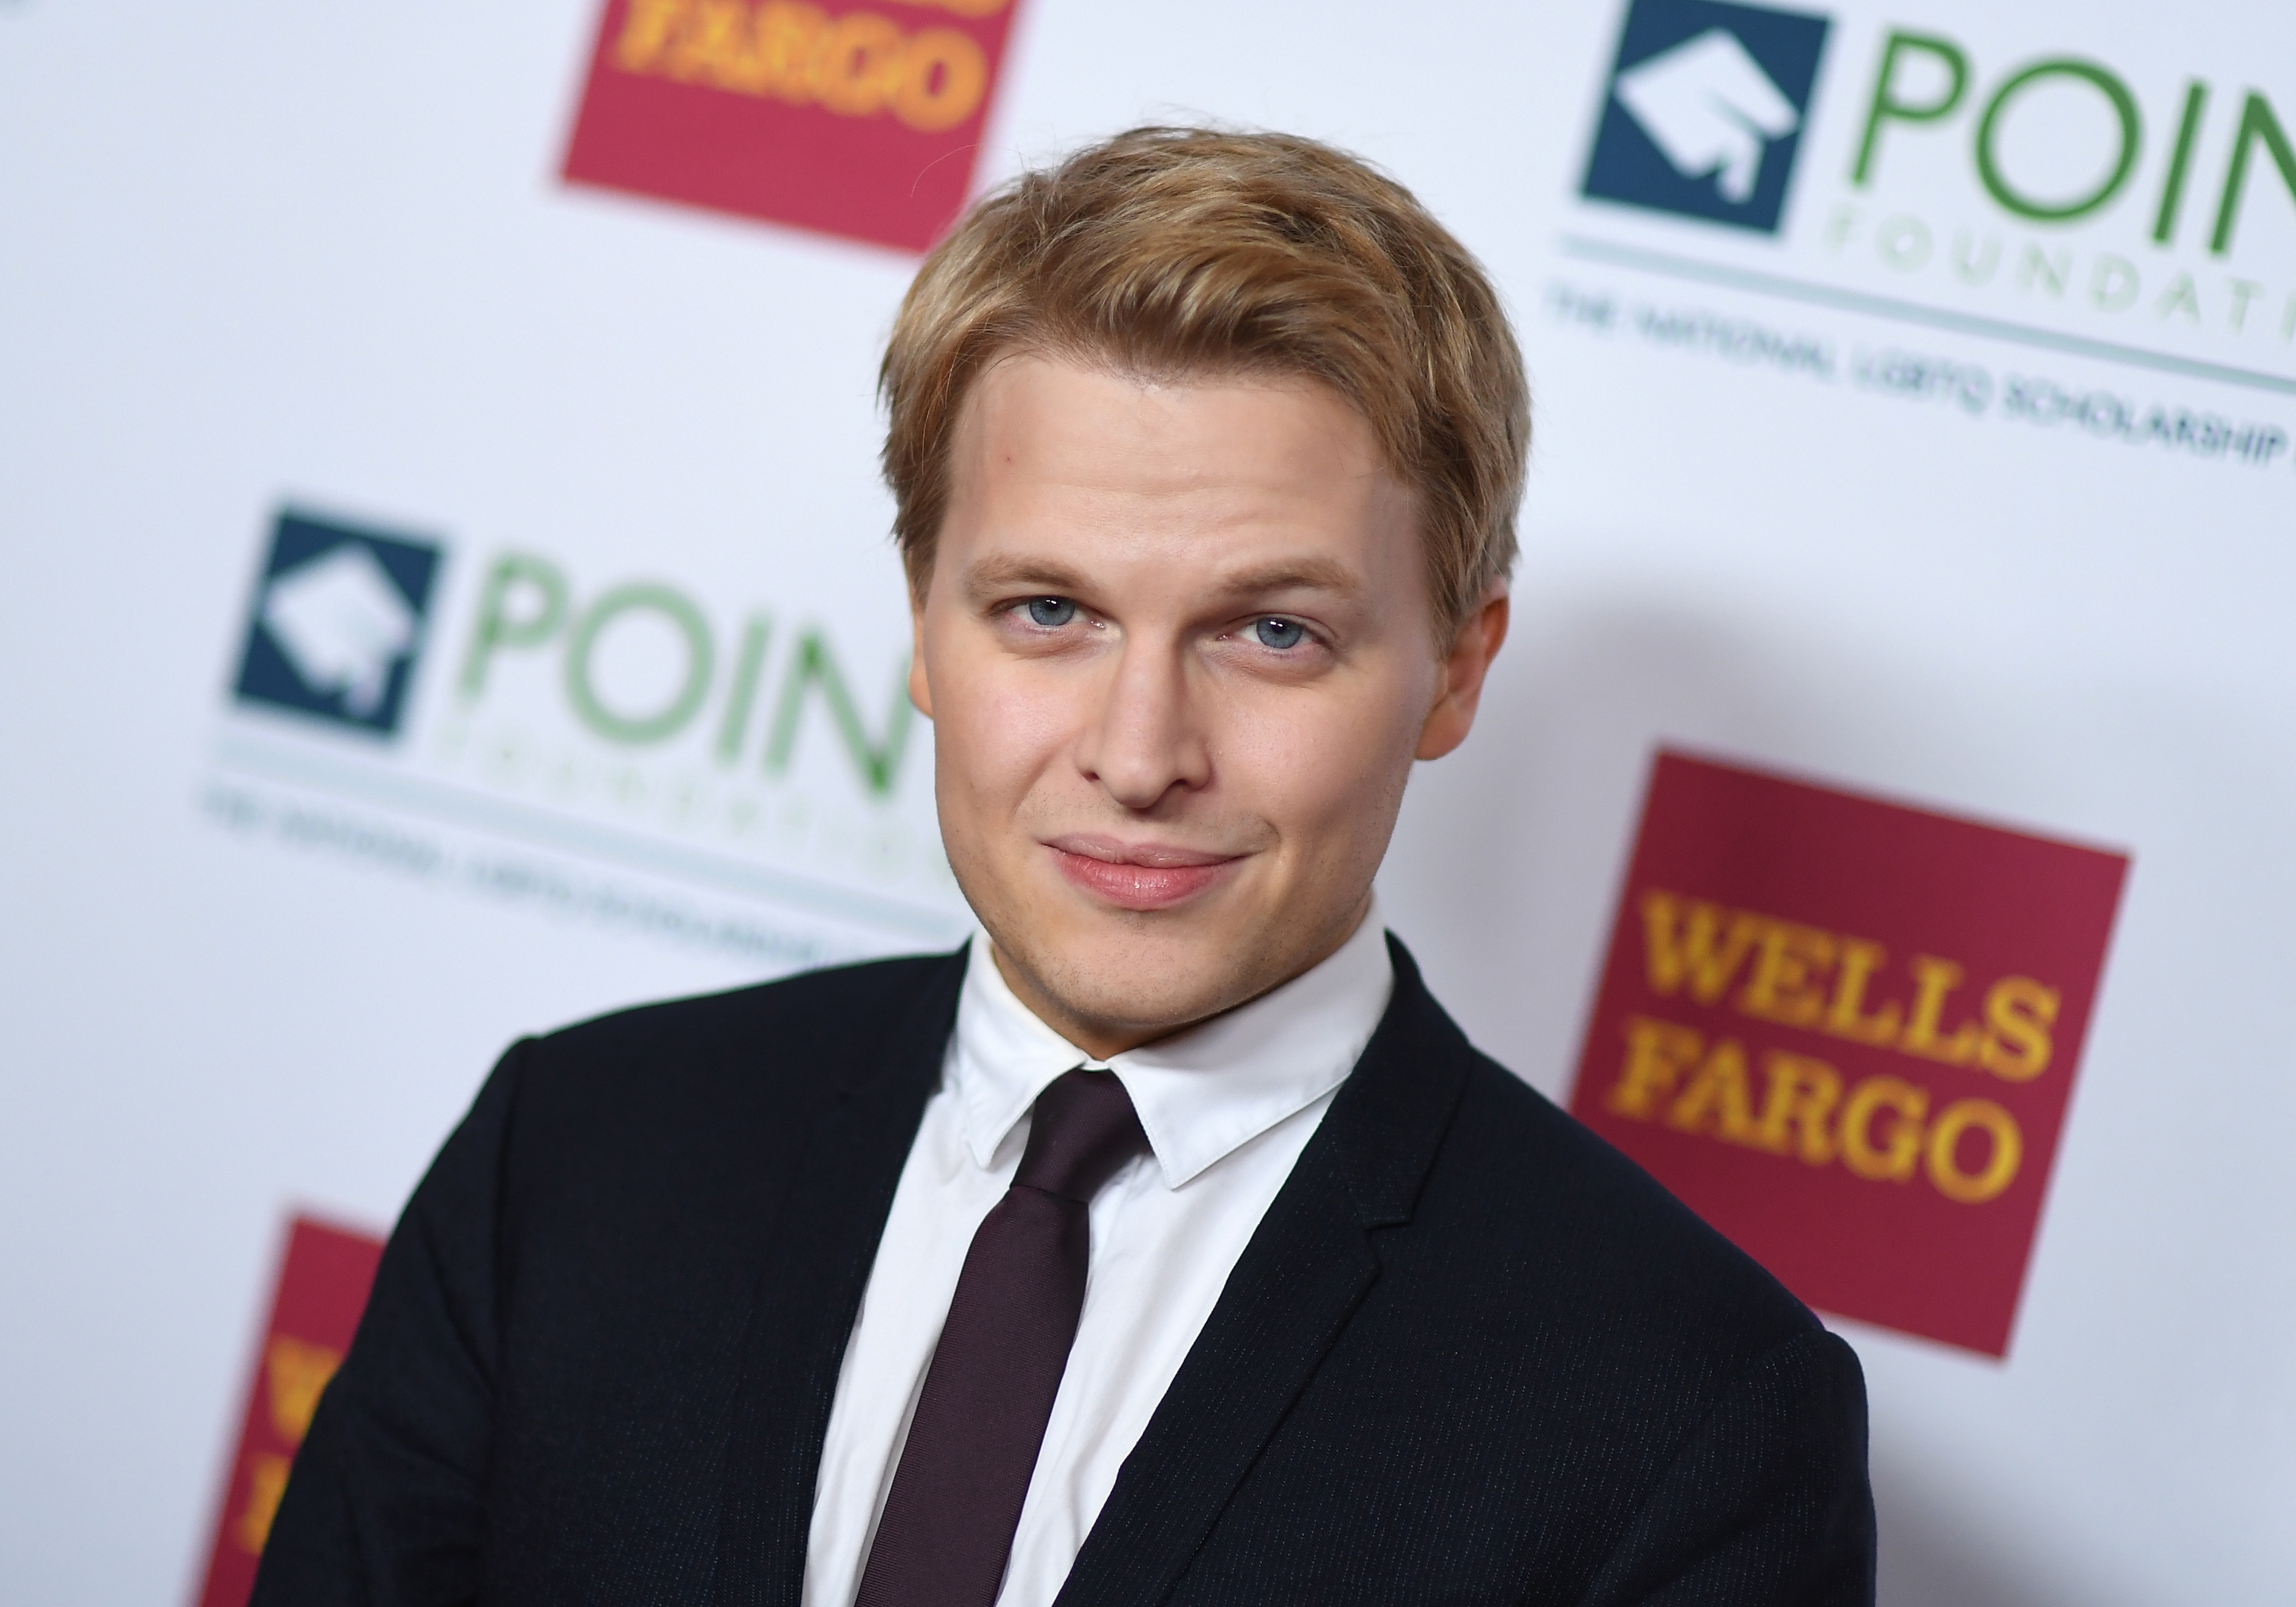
xmin=912 ymin=354 xmax=1505 ymax=1055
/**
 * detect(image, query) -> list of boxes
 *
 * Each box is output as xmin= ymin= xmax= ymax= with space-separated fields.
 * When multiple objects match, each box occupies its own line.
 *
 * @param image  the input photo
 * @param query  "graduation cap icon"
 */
xmin=1613 ymin=28 xmax=1802 ymax=203
xmin=261 ymin=544 xmax=421 ymax=717
xmin=233 ymin=510 xmax=443 ymax=736
xmin=1580 ymin=0 xmax=1828 ymax=236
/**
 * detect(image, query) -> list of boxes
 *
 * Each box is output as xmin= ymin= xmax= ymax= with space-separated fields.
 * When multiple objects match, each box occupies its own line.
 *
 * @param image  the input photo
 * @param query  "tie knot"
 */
xmin=1014 ymin=1068 xmax=1149 ymax=1202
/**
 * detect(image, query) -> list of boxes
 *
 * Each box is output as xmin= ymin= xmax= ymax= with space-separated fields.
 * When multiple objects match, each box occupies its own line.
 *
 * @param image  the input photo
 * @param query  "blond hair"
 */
xmin=879 ymin=126 xmax=1529 ymax=637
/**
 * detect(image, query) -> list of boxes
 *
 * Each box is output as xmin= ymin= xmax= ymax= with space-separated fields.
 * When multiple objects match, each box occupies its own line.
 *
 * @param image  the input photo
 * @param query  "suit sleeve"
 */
xmin=1575 ymin=1328 xmax=1877 ymax=1607
xmin=249 ymin=1040 xmax=531 ymax=1607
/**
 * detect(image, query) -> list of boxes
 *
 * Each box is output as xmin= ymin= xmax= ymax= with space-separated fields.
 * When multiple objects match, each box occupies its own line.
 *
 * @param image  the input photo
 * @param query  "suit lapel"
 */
xmin=710 ymin=951 xmax=966 ymax=1607
xmin=1054 ymin=937 xmax=1475 ymax=1607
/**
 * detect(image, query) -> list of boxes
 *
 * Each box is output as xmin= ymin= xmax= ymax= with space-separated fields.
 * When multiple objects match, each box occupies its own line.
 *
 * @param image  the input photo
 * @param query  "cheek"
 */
xmin=932 ymin=651 xmax=1087 ymax=809
xmin=1222 ymin=671 xmax=1426 ymax=835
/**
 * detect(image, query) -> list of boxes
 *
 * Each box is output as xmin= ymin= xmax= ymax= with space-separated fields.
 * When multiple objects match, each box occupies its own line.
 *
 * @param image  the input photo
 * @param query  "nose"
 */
xmin=1073 ymin=635 xmax=1211 ymax=811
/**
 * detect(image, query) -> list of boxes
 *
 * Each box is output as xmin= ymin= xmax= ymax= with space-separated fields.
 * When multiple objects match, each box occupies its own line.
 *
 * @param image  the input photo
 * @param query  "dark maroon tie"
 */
xmin=853 ymin=1067 xmax=1150 ymax=1607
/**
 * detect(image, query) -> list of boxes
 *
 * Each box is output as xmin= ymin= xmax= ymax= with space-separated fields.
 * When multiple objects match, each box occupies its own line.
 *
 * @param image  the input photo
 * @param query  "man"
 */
xmin=256 ymin=128 xmax=1874 ymax=1606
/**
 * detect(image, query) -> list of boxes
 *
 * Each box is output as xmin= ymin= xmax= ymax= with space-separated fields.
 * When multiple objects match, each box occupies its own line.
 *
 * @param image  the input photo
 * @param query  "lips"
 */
xmin=1044 ymin=835 xmax=1242 ymax=912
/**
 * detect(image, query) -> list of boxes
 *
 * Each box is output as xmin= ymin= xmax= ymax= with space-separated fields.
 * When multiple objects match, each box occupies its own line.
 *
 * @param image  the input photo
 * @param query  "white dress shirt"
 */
xmin=801 ymin=910 xmax=1396 ymax=1607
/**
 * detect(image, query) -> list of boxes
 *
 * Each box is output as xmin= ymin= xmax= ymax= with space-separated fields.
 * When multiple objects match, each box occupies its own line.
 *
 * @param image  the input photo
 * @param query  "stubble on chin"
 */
xmin=976 ymin=856 xmax=1373 ymax=1049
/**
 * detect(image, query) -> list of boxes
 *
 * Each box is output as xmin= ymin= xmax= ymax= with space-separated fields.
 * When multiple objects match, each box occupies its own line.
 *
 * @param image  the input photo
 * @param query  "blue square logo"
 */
xmin=1581 ymin=0 xmax=1831 ymax=235
xmin=232 ymin=509 xmax=443 ymax=737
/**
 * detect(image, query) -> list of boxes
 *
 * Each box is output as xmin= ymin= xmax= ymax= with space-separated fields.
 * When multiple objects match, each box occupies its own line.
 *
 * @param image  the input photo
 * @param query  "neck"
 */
xmin=988 ymin=946 xmax=1169 ymax=1061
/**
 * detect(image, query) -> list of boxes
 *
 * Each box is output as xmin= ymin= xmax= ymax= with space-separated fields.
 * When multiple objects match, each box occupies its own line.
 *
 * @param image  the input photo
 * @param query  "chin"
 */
xmin=1035 ymin=895 xmax=1299 ymax=1031
xmin=1042 ymin=943 xmax=1246 ymax=1038
xmin=951 ymin=837 xmax=1347 ymax=1040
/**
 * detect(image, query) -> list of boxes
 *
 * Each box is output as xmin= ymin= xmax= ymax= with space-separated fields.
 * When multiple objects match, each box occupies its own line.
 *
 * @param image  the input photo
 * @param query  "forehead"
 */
xmin=943 ymin=355 xmax=1409 ymax=564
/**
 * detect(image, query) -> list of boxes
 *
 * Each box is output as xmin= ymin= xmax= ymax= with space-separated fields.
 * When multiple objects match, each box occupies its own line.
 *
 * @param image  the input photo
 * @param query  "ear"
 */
xmin=907 ymin=593 xmax=934 ymax=720
xmin=1415 ymin=589 xmax=1509 ymax=761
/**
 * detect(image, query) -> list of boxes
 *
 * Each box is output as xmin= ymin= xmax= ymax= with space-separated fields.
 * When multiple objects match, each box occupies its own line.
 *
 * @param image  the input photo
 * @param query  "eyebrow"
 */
xmin=1210 ymin=558 xmax=1363 ymax=598
xmin=958 ymin=553 xmax=1365 ymax=605
xmin=960 ymin=556 xmax=1093 ymax=603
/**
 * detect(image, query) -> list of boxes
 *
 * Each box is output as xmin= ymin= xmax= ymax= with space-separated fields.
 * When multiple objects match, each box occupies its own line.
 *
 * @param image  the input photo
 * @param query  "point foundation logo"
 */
xmin=1583 ymin=0 xmax=1831 ymax=234
xmin=1824 ymin=29 xmax=2296 ymax=352
xmin=232 ymin=510 xmax=444 ymax=739
xmin=1572 ymin=0 xmax=2296 ymax=373
xmin=207 ymin=500 xmax=961 ymax=960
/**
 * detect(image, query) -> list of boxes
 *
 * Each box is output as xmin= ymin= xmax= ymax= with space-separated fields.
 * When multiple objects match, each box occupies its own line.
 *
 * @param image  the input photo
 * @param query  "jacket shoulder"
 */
xmin=526 ymin=949 xmax=962 ymax=1074
xmin=1431 ymin=1047 xmax=1819 ymax=1351
xmin=491 ymin=950 xmax=964 ymax=1204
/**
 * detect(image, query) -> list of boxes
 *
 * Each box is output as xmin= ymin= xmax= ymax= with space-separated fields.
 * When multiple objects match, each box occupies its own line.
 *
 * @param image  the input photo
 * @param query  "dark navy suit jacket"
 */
xmin=255 ymin=937 xmax=1875 ymax=1605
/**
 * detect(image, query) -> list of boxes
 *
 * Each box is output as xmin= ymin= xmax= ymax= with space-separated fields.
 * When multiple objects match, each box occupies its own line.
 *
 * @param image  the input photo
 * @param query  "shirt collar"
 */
xmin=946 ymin=906 xmax=1396 ymax=1189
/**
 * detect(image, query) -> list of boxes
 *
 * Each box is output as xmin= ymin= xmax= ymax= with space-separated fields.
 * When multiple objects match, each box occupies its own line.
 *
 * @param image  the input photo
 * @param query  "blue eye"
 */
xmin=1254 ymin=617 xmax=1307 ymax=649
xmin=1026 ymin=597 xmax=1076 ymax=628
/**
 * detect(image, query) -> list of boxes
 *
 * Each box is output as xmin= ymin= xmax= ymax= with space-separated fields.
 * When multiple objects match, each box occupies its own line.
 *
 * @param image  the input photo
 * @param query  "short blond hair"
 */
xmin=879 ymin=126 xmax=1529 ymax=637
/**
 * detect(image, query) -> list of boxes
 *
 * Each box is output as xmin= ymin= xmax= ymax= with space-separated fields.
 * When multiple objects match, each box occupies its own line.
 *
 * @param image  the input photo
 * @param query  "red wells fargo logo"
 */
xmin=1569 ymin=751 xmax=2128 ymax=1356
xmin=194 ymin=1215 xmax=384 ymax=1607
xmin=561 ymin=0 xmax=1023 ymax=252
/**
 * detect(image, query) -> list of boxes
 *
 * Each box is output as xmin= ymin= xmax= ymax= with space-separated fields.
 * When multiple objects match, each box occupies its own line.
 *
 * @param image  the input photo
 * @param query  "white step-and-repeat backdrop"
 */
xmin=2 ymin=0 xmax=2291 ymax=1601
